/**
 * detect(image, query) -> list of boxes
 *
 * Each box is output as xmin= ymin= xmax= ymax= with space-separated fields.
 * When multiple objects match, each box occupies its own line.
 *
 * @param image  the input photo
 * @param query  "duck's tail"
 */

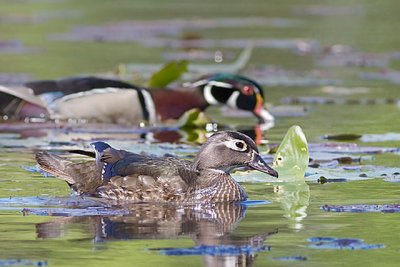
xmin=35 ymin=151 xmax=102 ymax=194
xmin=0 ymin=85 xmax=48 ymax=119
xmin=36 ymin=151 xmax=75 ymax=184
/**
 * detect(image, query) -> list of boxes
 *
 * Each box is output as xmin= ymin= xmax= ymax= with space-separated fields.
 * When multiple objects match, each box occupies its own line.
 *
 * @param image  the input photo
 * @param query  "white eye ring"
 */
xmin=224 ymin=139 xmax=247 ymax=152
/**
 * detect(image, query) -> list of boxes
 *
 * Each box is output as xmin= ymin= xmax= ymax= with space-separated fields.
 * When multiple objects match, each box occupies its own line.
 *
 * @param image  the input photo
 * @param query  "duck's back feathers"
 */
xmin=113 ymin=156 xmax=196 ymax=182
xmin=25 ymin=76 xmax=140 ymax=95
xmin=36 ymin=145 xmax=198 ymax=201
xmin=90 ymin=141 xmax=197 ymax=183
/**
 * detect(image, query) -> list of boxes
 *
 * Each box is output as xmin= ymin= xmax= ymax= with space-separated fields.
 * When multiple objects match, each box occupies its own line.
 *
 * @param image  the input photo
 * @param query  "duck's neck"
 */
xmin=149 ymin=88 xmax=208 ymax=121
xmin=192 ymin=169 xmax=248 ymax=203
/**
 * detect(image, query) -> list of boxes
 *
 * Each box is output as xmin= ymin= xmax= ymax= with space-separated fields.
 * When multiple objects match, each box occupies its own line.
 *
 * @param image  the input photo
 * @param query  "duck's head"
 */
xmin=193 ymin=131 xmax=278 ymax=177
xmin=187 ymin=73 xmax=274 ymax=123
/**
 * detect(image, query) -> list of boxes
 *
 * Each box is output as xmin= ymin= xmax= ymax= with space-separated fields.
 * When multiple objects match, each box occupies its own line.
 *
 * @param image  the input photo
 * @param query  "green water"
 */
xmin=1 ymin=0 xmax=400 ymax=266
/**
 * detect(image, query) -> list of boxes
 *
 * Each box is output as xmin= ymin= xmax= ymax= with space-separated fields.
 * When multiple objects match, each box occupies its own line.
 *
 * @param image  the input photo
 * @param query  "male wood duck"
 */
xmin=0 ymin=73 xmax=274 ymax=124
xmin=36 ymin=131 xmax=278 ymax=204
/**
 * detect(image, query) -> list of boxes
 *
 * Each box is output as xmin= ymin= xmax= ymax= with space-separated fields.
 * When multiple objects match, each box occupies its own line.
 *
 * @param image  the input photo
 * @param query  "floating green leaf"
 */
xmin=148 ymin=60 xmax=188 ymax=88
xmin=177 ymin=108 xmax=211 ymax=129
xmin=273 ymin=125 xmax=309 ymax=181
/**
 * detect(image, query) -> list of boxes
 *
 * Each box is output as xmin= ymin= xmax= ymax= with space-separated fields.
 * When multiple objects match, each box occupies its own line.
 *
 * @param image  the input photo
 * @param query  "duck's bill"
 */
xmin=249 ymin=153 xmax=279 ymax=178
xmin=253 ymin=93 xmax=274 ymax=123
xmin=254 ymin=108 xmax=275 ymax=123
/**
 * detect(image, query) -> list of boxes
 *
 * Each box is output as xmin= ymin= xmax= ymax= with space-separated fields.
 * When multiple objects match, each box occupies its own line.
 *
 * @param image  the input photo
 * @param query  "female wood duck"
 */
xmin=0 ymin=73 xmax=274 ymax=124
xmin=36 ymin=131 xmax=278 ymax=204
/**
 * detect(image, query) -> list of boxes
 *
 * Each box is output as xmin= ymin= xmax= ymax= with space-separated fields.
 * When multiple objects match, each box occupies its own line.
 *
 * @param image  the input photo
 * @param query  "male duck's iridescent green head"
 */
xmin=187 ymin=73 xmax=274 ymax=123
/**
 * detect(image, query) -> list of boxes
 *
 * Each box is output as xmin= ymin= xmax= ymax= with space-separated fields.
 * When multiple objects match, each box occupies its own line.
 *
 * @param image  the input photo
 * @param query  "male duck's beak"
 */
xmin=253 ymin=93 xmax=274 ymax=123
xmin=248 ymin=153 xmax=279 ymax=178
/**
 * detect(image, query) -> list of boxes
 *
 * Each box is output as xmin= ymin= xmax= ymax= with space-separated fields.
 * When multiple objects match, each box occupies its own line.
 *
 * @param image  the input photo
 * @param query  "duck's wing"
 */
xmin=99 ymin=172 xmax=190 ymax=202
xmin=91 ymin=141 xmax=152 ymax=181
xmin=96 ymin=161 xmax=196 ymax=202
xmin=95 ymin=149 xmax=199 ymax=202
xmin=112 ymin=156 xmax=189 ymax=176
xmin=111 ymin=155 xmax=199 ymax=186
xmin=93 ymin=141 xmax=197 ymax=182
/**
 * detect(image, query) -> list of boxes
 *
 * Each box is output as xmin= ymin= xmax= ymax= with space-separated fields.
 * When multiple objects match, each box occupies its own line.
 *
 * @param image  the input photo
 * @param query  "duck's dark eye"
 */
xmin=235 ymin=142 xmax=244 ymax=149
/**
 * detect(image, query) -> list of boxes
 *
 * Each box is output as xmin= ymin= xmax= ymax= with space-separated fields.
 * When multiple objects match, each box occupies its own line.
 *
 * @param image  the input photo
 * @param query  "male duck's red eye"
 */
xmin=241 ymin=85 xmax=254 ymax=96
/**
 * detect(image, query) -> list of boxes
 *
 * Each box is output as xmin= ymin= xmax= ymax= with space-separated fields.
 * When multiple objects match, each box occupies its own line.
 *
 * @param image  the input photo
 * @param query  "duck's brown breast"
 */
xmin=182 ymin=171 xmax=248 ymax=203
xmin=150 ymin=89 xmax=207 ymax=120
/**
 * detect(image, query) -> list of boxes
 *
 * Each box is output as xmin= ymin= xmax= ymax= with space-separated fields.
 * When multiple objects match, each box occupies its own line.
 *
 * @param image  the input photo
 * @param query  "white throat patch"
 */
xmin=226 ymin=91 xmax=240 ymax=108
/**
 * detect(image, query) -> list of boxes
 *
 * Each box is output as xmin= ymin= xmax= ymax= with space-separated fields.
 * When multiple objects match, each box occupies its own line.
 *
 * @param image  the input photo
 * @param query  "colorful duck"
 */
xmin=0 ymin=73 xmax=274 ymax=125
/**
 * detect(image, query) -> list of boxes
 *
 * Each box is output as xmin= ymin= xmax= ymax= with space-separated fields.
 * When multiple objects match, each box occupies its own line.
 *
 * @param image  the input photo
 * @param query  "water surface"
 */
xmin=1 ymin=0 xmax=400 ymax=266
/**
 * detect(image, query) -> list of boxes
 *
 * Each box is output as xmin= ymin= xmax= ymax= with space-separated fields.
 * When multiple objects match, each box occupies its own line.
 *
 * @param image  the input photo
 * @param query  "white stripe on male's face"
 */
xmin=184 ymin=79 xmax=208 ymax=88
xmin=203 ymin=81 xmax=234 ymax=105
xmin=203 ymin=84 xmax=219 ymax=105
xmin=208 ymin=81 xmax=234 ymax=89
xmin=226 ymin=91 xmax=240 ymax=108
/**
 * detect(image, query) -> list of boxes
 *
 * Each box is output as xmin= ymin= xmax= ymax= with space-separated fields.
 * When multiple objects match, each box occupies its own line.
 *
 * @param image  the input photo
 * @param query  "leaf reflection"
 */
xmin=274 ymin=182 xmax=310 ymax=230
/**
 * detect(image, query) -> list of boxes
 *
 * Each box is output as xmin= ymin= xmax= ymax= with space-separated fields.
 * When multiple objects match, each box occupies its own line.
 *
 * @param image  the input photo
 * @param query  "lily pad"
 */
xmin=306 ymin=165 xmax=400 ymax=182
xmin=155 ymin=244 xmax=270 ymax=256
xmin=273 ymin=256 xmax=307 ymax=261
xmin=273 ymin=125 xmax=309 ymax=181
xmin=148 ymin=60 xmax=188 ymax=88
xmin=308 ymin=143 xmax=400 ymax=154
xmin=309 ymin=151 xmax=362 ymax=165
xmin=269 ymin=105 xmax=310 ymax=117
xmin=307 ymin=237 xmax=385 ymax=250
xmin=0 ymin=259 xmax=48 ymax=266
xmin=322 ymin=204 xmax=400 ymax=213
xmin=360 ymin=133 xmax=400 ymax=142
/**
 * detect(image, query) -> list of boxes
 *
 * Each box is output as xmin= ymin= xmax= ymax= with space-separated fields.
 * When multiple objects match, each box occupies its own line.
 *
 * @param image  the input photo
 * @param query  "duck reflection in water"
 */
xmin=35 ymin=203 xmax=278 ymax=267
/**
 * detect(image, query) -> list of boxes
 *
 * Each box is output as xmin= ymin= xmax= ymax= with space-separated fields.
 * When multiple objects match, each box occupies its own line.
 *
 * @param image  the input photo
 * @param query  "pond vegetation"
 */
xmin=0 ymin=0 xmax=399 ymax=266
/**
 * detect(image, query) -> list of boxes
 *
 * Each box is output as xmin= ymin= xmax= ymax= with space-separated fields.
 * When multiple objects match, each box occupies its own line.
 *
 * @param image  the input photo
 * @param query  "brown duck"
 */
xmin=36 ymin=131 xmax=278 ymax=204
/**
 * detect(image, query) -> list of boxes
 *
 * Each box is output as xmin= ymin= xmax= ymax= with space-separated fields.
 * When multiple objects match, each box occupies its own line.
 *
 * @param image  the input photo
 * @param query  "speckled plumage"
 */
xmin=36 ymin=131 xmax=278 ymax=204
